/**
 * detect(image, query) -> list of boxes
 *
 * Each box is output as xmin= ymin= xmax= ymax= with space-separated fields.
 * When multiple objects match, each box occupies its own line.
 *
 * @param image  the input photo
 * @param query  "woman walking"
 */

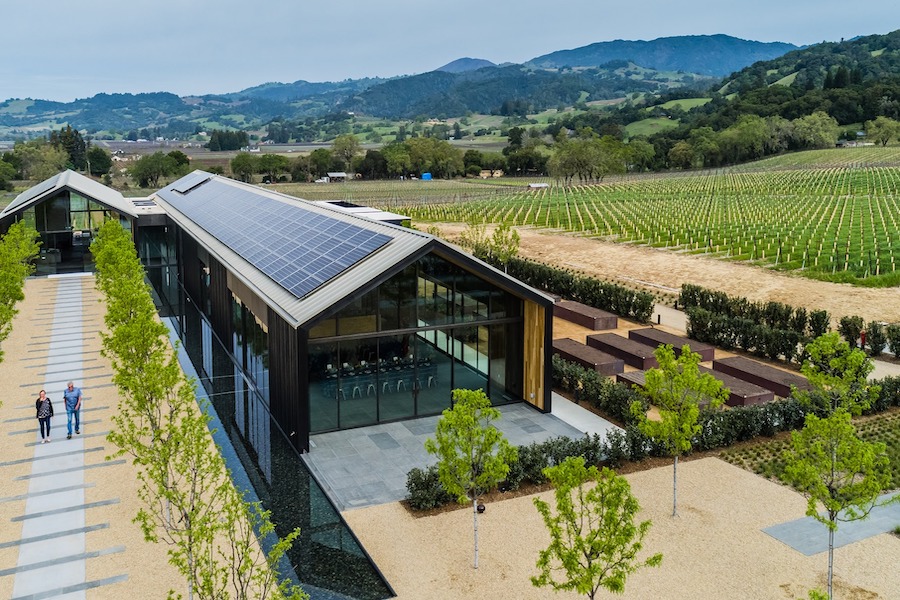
xmin=35 ymin=390 xmax=54 ymax=443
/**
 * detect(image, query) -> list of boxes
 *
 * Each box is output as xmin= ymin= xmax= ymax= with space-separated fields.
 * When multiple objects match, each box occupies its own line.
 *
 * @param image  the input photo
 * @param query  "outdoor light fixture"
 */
xmin=477 ymin=503 xmax=485 ymax=514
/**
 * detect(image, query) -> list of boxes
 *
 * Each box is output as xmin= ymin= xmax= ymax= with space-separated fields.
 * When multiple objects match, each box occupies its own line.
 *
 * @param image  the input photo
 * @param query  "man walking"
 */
xmin=63 ymin=381 xmax=82 ymax=440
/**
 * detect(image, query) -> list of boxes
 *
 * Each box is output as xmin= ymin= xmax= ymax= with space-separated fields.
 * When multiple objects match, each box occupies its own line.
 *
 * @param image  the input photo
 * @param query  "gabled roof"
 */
xmin=155 ymin=171 xmax=552 ymax=329
xmin=0 ymin=170 xmax=142 ymax=220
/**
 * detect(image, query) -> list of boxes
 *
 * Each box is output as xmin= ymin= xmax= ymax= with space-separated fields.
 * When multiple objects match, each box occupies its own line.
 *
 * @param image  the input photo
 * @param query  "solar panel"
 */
xmin=172 ymin=172 xmax=212 ymax=194
xmin=162 ymin=177 xmax=391 ymax=299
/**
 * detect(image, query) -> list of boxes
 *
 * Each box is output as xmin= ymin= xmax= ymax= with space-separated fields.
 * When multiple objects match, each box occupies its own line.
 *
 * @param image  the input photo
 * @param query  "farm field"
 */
xmin=342 ymin=147 xmax=900 ymax=287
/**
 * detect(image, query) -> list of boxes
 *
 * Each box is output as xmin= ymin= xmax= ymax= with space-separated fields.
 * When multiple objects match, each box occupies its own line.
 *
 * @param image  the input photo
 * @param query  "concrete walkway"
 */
xmin=764 ymin=492 xmax=900 ymax=555
xmin=550 ymin=391 xmax=621 ymax=439
xmin=0 ymin=274 xmax=128 ymax=599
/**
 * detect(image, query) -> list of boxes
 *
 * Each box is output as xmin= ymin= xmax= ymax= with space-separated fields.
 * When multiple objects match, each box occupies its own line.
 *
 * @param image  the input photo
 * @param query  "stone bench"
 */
xmin=712 ymin=355 xmax=812 ymax=398
xmin=627 ymin=328 xmax=715 ymax=362
xmin=586 ymin=333 xmax=659 ymax=369
xmin=553 ymin=338 xmax=624 ymax=376
xmin=554 ymin=300 xmax=618 ymax=330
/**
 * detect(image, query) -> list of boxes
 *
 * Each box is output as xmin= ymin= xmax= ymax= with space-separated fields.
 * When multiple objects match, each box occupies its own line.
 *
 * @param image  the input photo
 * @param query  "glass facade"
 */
xmin=19 ymin=190 xmax=126 ymax=274
xmin=307 ymin=253 xmax=524 ymax=433
xmin=169 ymin=289 xmax=392 ymax=600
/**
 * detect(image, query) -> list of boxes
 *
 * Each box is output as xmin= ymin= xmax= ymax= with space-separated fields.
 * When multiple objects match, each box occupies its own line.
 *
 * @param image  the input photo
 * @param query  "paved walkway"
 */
xmin=550 ymin=391 xmax=622 ymax=439
xmin=0 ymin=274 xmax=128 ymax=599
xmin=764 ymin=492 xmax=900 ymax=555
xmin=305 ymin=402 xmax=589 ymax=512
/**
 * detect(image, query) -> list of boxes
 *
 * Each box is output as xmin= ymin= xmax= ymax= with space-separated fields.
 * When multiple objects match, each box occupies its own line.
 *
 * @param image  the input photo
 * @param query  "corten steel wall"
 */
xmin=268 ymin=307 xmax=307 ymax=452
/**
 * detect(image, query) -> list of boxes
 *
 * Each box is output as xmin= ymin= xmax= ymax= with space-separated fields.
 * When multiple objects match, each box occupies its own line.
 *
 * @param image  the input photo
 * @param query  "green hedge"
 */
xmin=680 ymin=283 xmax=830 ymax=341
xmin=480 ymin=254 xmax=655 ymax=323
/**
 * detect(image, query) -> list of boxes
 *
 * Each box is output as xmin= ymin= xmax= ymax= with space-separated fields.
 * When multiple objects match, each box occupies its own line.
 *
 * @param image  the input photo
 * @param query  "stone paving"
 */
xmin=764 ymin=491 xmax=900 ymax=555
xmin=304 ymin=401 xmax=591 ymax=511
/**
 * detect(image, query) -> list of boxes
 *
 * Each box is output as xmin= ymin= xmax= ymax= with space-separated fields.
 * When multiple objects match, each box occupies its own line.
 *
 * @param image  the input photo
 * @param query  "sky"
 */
xmin=2 ymin=0 xmax=899 ymax=103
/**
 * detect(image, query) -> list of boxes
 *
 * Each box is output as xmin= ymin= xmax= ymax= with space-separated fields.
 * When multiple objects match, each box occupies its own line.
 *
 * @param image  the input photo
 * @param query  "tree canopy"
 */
xmin=532 ymin=456 xmax=662 ymax=599
xmin=424 ymin=388 xmax=517 ymax=568
xmin=630 ymin=344 xmax=727 ymax=516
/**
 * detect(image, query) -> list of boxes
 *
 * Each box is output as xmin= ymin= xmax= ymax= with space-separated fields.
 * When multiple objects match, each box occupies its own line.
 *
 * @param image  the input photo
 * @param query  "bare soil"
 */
xmin=435 ymin=224 xmax=900 ymax=324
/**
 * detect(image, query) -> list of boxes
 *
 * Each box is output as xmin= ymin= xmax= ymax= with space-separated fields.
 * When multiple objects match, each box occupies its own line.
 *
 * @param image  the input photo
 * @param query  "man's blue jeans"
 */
xmin=66 ymin=407 xmax=80 ymax=435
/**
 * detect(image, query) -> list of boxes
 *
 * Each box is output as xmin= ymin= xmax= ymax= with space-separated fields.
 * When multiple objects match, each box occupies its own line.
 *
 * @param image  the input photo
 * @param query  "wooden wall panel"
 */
xmin=523 ymin=300 xmax=547 ymax=410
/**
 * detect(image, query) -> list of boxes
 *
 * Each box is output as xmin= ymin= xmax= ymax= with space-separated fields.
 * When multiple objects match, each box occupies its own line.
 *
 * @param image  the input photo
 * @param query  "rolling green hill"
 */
xmin=528 ymin=35 xmax=798 ymax=77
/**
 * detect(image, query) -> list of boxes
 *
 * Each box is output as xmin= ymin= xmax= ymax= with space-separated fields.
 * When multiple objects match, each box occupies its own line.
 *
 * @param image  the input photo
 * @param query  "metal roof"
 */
xmin=312 ymin=201 xmax=409 ymax=224
xmin=0 ymin=170 xmax=143 ymax=220
xmin=155 ymin=171 xmax=553 ymax=329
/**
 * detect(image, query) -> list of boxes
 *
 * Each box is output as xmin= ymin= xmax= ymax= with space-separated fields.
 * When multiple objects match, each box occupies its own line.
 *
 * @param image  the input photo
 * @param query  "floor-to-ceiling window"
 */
xmin=19 ymin=190 xmax=124 ymax=274
xmin=307 ymin=252 xmax=523 ymax=433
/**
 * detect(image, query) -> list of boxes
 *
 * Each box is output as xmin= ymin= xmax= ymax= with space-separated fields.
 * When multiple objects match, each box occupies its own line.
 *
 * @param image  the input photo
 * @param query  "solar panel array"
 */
xmin=164 ymin=178 xmax=392 ymax=299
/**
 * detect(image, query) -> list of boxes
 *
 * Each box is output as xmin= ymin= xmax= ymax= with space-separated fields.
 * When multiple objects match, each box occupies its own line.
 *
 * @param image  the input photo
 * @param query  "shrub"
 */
xmin=406 ymin=465 xmax=453 ymax=510
xmin=838 ymin=315 xmax=864 ymax=347
xmin=887 ymin=324 xmax=900 ymax=357
xmin=808 ymin=310 xmax=831 ymax=338
xmin=866 ymin=321 xmax=887 ymax=356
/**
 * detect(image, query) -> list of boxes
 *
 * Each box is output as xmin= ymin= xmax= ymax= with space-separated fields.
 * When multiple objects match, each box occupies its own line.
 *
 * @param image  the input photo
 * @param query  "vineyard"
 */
xmin=271 ymin=147 xmax=900 ymax=287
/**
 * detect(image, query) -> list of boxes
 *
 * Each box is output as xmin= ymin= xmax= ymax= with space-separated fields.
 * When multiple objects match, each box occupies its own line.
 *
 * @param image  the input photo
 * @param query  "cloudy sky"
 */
xmin=3 ymin=0 xmax=898 ymax=102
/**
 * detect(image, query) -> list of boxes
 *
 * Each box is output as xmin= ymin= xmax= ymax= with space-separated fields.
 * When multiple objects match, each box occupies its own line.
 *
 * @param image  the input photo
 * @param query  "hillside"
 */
xmin=436 ymin=58 xmax=497 ymax=73
xmin=528 ymin=34 xmax=798 ymax=77
xmin=675 ymin=29 xmax=900 ymax=130
xmin=339 ymin=63 xmax=707 ymax=119
xmin=0 ymin=34 xmax=799 ymax=136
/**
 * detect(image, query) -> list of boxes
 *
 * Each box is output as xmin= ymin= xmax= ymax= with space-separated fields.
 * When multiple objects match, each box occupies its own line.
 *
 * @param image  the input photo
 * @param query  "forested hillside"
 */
xmin=528 ymin=34 xmax=798 ymax=77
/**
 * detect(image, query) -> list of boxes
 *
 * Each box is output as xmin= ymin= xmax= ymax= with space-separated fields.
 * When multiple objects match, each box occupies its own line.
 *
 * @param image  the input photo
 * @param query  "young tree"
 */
xmin=93 ymin=221 xmax=305 ymax=600
xmin=532 ymin=456 xmax=662 ymax=599
xmin=630 ymin=344 xmax=727 ymax=516
xmin=424 ymin=389 xmax=517 ymax=569
xmin=457 ymin=221 xmax=490 ymax=259
xmin=489 ymin=222 xmax=520 ymax=272
xmin=0 ymin=222 xmax=40 ymax=373
xmin=795 ymin=332 xmax=878 ymax=417
xmin=782 ymin=411 xmax=897 ymax=600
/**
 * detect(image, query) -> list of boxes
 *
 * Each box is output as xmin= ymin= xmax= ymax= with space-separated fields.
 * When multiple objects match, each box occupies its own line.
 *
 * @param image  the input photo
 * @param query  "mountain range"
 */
xmin=0 ymin=34 xmax=876 ymax=137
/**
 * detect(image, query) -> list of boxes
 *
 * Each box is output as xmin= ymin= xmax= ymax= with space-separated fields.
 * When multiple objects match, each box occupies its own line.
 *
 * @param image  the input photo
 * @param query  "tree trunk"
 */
xmin=473 ymin=496 xmax=479 ymax=569
xmin=827 ymin=525 xmax=834 ymax=599
xmin=672 ymin=454 xmax=679 ymax=517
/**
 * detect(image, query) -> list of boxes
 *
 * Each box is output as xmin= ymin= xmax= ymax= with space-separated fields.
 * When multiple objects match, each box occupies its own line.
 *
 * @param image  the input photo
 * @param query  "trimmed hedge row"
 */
xmin=480 ymin=254 xmax=655 ymax=323
xmin=686 ymin=306 xmax=803 ymax=363
xmin=680 ymin=283 xmax=829 ymax=341
xmin=682 ymin=283 xmax=900 ymax=359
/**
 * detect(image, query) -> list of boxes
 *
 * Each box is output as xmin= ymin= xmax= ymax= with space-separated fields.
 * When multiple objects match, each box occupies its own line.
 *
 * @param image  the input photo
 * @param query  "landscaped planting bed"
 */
xmin=719 ymin=408 xmax=900 ymax=485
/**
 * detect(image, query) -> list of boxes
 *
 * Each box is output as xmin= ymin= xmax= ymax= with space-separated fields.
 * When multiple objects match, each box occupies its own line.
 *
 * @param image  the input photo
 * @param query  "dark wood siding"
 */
xmin=268 ymin=307 xmax=307 ymax=452
xmin=180 ymin=233 xmax=201 ymax=303
xmin=208 ymin=257 xmax=231 ymax=341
